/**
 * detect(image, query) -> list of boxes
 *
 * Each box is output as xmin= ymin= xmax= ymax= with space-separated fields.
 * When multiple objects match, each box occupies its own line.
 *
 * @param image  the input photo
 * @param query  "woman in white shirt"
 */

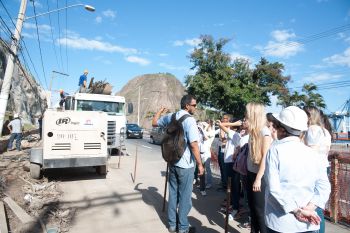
xmin=303 ymin=106 xmax=331 ymax=233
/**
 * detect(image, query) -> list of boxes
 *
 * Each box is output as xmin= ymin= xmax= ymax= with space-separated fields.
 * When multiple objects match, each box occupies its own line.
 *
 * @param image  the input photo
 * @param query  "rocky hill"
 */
xmin=0 ymin=40 xmax=47 ymax=133
xmin=116 ymin=73 xmax=186 ymax=129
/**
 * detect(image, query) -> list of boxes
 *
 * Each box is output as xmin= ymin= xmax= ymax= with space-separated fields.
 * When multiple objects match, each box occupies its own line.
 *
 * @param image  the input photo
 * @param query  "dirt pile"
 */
xmin=0 ymin=137 xmax=75 ymax=233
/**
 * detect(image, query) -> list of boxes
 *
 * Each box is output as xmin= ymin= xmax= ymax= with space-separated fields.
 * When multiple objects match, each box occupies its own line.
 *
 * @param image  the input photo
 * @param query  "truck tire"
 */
xmin=30 ymin=163 xmax=41 ymax=179
xmin=96 ymin=165 xmax=107 ymax=175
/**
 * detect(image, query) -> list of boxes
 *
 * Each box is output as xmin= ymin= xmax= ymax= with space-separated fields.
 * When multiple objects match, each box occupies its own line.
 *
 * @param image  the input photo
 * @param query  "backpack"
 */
xmin=232 ymin=143 xmax=249 ymax=175
xmin=161 ymin=113 xmax=191 ymax=164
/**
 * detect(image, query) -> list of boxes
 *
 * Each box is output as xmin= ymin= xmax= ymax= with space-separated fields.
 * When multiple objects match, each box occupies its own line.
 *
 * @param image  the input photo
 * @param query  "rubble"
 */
xmin=0 ymin=135 xmax=75 ymax=233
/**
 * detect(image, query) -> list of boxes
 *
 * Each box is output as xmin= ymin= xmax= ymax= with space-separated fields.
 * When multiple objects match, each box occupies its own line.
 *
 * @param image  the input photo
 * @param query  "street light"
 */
xmin=25 ymin=4 xmax=95 ymax=20
xmin=0 ymin=0 xmax=95 ymax=136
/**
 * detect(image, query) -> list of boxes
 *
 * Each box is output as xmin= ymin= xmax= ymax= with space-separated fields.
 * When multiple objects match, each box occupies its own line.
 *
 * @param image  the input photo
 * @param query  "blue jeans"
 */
xmin=7 ymin=133 xmax=22 ymax=151
xmin=168 ymin=165 xmax=195 ymax=232
xmin=316 ymin=207 xmax=325 ymax=233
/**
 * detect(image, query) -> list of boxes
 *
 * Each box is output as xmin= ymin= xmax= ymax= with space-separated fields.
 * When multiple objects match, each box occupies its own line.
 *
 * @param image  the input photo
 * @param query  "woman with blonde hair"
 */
xmin=303 ymin=106 xmax=331 ymax=233
xmin=245 ymin=103 xmax=272 ymax=233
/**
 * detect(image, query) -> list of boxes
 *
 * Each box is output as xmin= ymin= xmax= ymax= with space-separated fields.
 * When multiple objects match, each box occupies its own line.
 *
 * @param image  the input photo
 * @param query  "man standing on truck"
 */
xmin=78 ymin=69 xmax=88 ymax=93
xmin=152 ymin=94 xmax=204 ymax=233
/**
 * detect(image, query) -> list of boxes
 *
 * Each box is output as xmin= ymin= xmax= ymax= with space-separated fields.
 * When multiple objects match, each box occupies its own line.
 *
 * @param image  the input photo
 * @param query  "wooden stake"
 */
xmin=117 ymin=145 xmax=122 ymax=169
xmin=224 ymin=177 xmax=231 ymax=233
xmin=133 ymin=145 xmax=138 ymax=184
xmin=162 ymin=163 xmax=169 ymax=212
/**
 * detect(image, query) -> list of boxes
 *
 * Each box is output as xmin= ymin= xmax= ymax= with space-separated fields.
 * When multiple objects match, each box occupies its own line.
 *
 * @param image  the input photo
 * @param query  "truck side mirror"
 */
xmin=127 ymin=103 xmax=133 ymax=114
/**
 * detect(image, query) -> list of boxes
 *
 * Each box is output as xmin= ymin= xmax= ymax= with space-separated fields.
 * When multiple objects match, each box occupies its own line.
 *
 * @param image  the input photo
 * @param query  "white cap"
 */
xmin=14 ymin=113 xmax=19 ymax=118
xmin=273 ymin=106 xmax=308 ymax=132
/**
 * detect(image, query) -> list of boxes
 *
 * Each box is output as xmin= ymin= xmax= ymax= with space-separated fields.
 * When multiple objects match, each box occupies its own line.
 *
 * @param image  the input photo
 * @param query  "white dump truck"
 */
xmin=30 ymin=109 xmax=108 ymax=179
xmin=64 ymin=93 xmax=127 ymax=154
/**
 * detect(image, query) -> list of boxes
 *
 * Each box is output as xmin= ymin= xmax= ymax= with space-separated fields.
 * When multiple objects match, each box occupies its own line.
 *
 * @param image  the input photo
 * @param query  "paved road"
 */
xmin=50 ymin=138 xmax=349 ymax=233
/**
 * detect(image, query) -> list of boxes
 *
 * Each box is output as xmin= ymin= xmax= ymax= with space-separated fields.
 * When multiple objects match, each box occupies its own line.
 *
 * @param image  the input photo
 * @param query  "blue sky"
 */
xmin=2 ymin=0 xmax=350 ymax=113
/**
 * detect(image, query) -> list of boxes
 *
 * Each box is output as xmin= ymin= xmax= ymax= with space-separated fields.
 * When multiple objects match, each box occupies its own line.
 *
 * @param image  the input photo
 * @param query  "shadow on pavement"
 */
xmin=134 ymin=183 xmax=168 ymax=228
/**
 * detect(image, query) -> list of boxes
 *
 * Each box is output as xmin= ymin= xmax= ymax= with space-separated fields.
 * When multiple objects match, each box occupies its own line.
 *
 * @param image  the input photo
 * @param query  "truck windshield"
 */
xmin=76 ymin=100 xmax=125 ymax=115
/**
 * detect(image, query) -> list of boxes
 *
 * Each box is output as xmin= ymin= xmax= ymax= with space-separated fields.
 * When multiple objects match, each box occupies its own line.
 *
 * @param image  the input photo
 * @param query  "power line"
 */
xmin=270 ymin=24 xmax=350 ymax=50
xmin=65 ymin=0 xmax=69 ymax=73
xmin=45 ymin=0 xmax=61 ymax=71
xmin=32 ymin=0 xmax=48 ymax=89
xmin=289 ymin=80 xmax=350 ymax=90
xmin=56 ymin=0 xmax=64 ymax=73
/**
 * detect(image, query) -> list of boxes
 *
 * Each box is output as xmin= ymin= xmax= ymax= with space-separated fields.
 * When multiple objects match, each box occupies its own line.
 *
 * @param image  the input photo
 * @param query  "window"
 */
xmin=76 ymin=100 xmax=125 ymax=115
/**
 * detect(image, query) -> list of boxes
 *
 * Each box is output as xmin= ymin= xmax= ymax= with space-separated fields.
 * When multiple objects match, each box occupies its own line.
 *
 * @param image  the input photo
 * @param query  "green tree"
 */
xmin=185 ymin=35 xmax=290 ymax=117
xmin=277 ymin=83 xmax=326 ymax=109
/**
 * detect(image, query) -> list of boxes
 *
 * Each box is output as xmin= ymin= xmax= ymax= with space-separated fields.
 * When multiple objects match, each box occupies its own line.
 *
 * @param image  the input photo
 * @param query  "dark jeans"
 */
xmin=218 ymin=147 xmax=225 ymax=187
xmin=225 ymin=162 xmax=241 ymax=210
xmin=267 ymin=228 xmax=319 ymax=233
xmin=7 ymin=133 xmax=22 ymax=151
xmin=168 ymin=165 xmax=195 ymax=232
xmin=247 ymin=171 xmax=266 ymax=233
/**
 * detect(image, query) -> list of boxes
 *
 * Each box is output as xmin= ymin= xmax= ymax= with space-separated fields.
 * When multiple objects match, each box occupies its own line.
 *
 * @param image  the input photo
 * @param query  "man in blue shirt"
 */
xmin=78 ymin=69 xmax=88 ymax=93
xmin=152 ymin=94 xmax=204 ymax=233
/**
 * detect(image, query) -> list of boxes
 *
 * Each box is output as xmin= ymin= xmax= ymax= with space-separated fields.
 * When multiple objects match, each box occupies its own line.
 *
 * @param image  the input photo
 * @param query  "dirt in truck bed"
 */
xmin=0 ymin=135 xmax=75 ymax=233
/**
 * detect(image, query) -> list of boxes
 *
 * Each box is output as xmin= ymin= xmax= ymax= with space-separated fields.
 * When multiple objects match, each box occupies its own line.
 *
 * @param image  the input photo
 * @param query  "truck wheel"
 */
xmin=30 ymin=163 xmax=42 ymax=179
xmin=96 ymin=165 xmax=107 ymax=175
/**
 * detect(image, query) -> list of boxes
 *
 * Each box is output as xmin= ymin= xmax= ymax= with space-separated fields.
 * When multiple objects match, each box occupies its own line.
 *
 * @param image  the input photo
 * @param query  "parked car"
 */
xmin=126 ymin=123 xmax=143 ymax=139
xmin=150 ymin=127 xmax=164 ymax=144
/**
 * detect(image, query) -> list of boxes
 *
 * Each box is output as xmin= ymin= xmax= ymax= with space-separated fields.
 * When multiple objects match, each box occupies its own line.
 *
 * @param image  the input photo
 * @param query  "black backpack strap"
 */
xmin=177 ymin=114 xmax=191 ymax=124
xmin=170 ymin=113 xmax=176 ymax=123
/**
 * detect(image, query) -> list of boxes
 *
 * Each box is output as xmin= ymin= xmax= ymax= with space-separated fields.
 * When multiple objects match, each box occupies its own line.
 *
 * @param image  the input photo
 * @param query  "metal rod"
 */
xmin=133 ymin=145 xmax=138 ymax=184
xmin=162 ymin=163 xmax=169 ymax=212
xmin=224 ymin=177 xmax=231 ymax=233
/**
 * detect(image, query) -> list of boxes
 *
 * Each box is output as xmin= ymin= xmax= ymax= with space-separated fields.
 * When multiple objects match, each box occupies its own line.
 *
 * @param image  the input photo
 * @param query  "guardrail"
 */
xmin=326 ymin=147 xmax=350 ymax=226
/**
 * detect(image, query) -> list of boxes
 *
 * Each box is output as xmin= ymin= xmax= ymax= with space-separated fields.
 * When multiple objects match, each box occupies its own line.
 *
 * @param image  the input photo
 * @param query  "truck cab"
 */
xmin=65 ymin=93 xmax=127 ymax=154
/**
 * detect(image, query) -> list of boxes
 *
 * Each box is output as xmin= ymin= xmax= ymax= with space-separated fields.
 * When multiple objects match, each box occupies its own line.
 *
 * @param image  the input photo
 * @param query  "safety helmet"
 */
xmin=14 ymin=113 xmax=19 ymax=118
xmin=83 ymin=69 xmax=89 ymax=74
xmin=273 ymin=106 xmax=308 ymax=132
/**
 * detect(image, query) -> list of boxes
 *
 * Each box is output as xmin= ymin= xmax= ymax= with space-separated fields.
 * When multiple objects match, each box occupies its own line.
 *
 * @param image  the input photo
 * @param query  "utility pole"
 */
xmin=137 ymin=86 xmax=141 ymax=126
xmin=0 ymin=0 xmax=27 ymax=136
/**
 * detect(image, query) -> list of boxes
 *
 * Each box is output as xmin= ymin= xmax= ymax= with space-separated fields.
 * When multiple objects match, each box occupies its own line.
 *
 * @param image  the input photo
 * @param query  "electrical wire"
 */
xmin=0 ymin=0 xmax=44 ymax=88
xmin=65 ymin=0 xmax=69 ymax=73
xmin=267 ymin=24 xmax=350 ymax=50
xmin=56 ymin=0 xmax=64 ymax=73
xmin=45 ymin=0 xmax=60 ymax=71
xmin=32 ymin=0 xmax=48 ymax=89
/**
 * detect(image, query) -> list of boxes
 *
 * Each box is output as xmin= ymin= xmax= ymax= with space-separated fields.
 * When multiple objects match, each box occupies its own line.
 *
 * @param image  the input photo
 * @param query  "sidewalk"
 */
xmin=58 ymin=148 xmax=350 ymax=233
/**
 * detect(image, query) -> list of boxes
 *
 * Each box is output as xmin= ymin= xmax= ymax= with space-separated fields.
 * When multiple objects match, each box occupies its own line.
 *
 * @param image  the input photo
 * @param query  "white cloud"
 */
xmin=271 ymin=30 xmax=296 ymax=42
xmin=173 ymin=38 xmax=201 ymax=47
xmin=303 ymin=72 xmax=343 ymax=83
xmin=158 ymin=53 xmax=168 ymax=57
xmin=257 ymin=29 xmax=303 ymax=58
xmin=230 ymin=52 xmax=253 ymax=62
xmin=57 ymin=36 xmax=137 ymax=55
xmin=125 ymin=56 xmax=150 ymax=66
xmin=323 ymin=47 xmax=350 ymax=67
xmin=23 ymin=22 xmax=51 ymax=32
xmin=159 ymin=63 xmax=188 ymax=71
xmin=103 ymin=10 xmax=116 ymax=19
xmin=95 ymin=16 xmax=102 ymax=24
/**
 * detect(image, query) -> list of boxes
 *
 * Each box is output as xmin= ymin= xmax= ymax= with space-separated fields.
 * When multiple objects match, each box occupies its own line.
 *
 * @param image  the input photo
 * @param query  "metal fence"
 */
xmin=326 ymin=146 xmax=350 ymax=225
